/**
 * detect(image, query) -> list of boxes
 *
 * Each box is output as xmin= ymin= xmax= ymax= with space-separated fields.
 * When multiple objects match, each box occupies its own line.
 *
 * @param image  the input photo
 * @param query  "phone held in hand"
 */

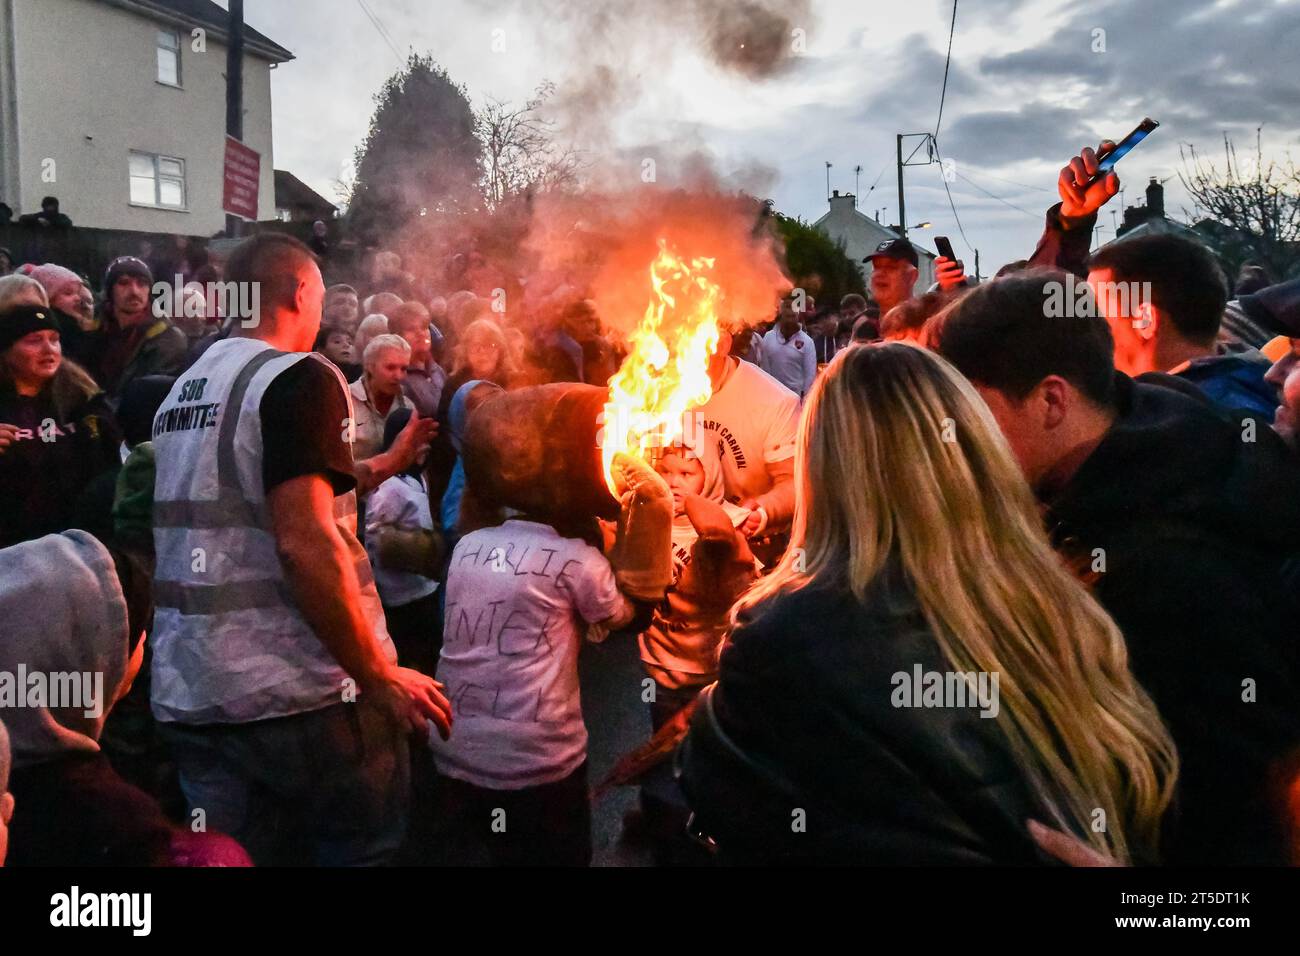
xmin=1091 ymin=118 xmax=1160 ymax=183
xmin=934 ymin=236 xmax=956 ymax=261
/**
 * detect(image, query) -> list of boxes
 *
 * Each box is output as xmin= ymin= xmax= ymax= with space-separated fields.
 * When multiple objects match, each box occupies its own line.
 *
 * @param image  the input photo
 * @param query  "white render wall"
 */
xmin=814 ymin=194 xmax=938 ymax=296
xmin=8 ymin=0 xmax=278 ymax=234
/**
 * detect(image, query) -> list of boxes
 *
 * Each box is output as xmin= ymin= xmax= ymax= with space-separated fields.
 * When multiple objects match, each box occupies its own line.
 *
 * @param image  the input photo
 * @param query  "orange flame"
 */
xmin=601 ymin=239 xmax=721 ymax=493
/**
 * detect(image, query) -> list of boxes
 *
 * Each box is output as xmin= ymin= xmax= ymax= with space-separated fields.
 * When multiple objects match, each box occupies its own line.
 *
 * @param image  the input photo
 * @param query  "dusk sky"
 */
xmin=231 ymin=0 xmax=1300 ymax=273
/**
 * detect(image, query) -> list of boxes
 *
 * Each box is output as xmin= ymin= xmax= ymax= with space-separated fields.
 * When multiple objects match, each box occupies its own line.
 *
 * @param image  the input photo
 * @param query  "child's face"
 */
xmin=655 ymin=452 xmax=706 ymax=515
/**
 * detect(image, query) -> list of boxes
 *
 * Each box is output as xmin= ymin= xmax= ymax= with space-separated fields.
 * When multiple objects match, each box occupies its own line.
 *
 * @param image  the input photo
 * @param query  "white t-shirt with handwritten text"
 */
xmin=429 ymin=519 xmax=626 ymax=789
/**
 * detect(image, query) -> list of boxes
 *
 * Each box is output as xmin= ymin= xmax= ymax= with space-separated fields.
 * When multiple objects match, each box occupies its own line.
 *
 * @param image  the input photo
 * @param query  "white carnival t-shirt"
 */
xmin=690 ymin=358 xmax=801 ymax=504
xmin=429 ymin=519 xmax=626 ymax=789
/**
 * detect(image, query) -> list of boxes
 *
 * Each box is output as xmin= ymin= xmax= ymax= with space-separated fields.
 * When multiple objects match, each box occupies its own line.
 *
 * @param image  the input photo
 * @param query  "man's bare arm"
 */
xmin=353 ymin=413 xmax=438 ymax=497
xmin=743 ymin=458 xmax=796 ymax=534
xmin=268 ymin=473 xmax=451 ymax=737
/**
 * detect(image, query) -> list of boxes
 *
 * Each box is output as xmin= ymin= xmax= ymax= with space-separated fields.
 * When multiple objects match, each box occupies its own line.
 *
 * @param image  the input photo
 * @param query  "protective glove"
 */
xmin=606 ymin=452 xmax=673 ymax=603
xmin=675 ymin=495 xmax=758 ymax=611
xmin=374 ymin=526 xmax=444 ymax=578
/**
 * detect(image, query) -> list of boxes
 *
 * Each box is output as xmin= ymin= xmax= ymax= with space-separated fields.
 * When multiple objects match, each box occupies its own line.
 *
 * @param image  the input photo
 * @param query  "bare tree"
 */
xmin=477 ymin=82 xmax=584 ymax=209
xmin=332 ymin=167 xmax=356 ymax=214
xmin=1179 ymin=134 xmax=1300 ymax=281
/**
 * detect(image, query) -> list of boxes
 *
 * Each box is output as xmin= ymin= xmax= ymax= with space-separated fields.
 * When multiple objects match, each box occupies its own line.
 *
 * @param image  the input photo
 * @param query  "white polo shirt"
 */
xmin=759 ymin=327 xmax=817 ymax=400
xmin=348 ymin=376 xmax=412 ymax=463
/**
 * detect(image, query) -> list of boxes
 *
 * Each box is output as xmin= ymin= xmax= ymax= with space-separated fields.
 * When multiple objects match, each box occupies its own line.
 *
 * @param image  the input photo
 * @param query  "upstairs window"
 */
xmin=157 ymin=29 xmax=181 ymax=86
xmin=130 ymin=151 xmax=187 ymax=209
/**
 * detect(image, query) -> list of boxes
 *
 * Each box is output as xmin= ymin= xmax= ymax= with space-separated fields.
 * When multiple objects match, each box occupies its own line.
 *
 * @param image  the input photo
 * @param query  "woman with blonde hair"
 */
xmin=681 ymin=341 xmax=1177 ymax=865
xmin=428 ymin=318 xmax=519 ymax=515
xmin=448 ymin=318 xmax=517 ymax=387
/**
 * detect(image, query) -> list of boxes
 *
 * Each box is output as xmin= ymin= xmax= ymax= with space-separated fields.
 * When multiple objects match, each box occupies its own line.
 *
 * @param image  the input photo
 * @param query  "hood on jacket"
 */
xmin=0 ymin=530 xmax=132 ymax=769
xmin=1048 ymin=373 xmax=1300 ymax=559
xmin=448 ymin=378 xmax=503 ymax=454
xmin=1172 ymin=351 xmax=1278 ymax=422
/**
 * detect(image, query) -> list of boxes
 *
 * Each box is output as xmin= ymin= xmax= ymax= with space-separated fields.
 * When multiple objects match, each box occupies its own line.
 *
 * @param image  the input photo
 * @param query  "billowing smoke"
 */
xmin=372 ymin=1 xmax=815 ymax=350
xmin=518 ymin=179 xmax=791 ymax=339
xmin=701 ymin=0 xmax=809 ymax=79
xmin=516 ymin=0 xmax=813 ymax=80
xmin=494 ymin=0 xmax=814 ymax=152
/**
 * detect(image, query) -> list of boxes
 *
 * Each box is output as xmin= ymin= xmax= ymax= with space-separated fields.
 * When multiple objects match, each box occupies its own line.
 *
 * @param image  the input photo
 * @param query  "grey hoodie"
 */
xmin=0 ymin=531 xmax=130 ymax=768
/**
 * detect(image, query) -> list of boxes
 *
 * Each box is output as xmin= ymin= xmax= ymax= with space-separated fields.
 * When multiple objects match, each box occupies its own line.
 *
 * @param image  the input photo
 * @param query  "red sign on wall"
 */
xmin=222 ymin=136 xmax=261 ymax=221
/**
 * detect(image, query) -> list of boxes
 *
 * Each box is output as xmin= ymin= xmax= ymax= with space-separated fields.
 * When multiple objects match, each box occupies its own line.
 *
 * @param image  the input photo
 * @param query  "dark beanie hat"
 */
xmin=103 ymin=256 xmax=153 ymax=292
xmin=0 ymin=304 xmax=60 ymax=353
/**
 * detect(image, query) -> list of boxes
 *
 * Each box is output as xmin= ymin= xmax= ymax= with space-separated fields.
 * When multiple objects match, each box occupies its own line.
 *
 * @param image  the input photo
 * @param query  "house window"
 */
xmin=130 ymin=152 xmax=187 ymax=209
xmin=157 ymin=29 xmax=181 ymax=86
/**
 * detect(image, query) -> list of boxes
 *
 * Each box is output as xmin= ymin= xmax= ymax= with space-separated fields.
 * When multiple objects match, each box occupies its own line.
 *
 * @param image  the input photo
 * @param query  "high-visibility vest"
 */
xmin=150 ymin=337 xmax=394 ymax=724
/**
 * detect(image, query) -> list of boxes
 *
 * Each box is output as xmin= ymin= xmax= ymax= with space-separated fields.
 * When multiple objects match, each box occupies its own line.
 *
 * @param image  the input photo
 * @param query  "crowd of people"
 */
xmin=0 ymin=140 xmax=1297 ymax=868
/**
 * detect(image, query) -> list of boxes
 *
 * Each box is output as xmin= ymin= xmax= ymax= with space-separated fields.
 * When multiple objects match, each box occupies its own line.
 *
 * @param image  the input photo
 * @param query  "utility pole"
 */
xmin=895 ymin=132 xmax=937 ymax=241
xmin=896 ymin=135 xmax=906 ymax=239
xmin=825 ymin=161 xmax=832 ymax=200
xmin=854 ymin=164 xmax=862 ymax=201
xmin=974 ymin=249 xmax=980 ymax=282
xmin=225 ymin=0 xmax=245 ymax=238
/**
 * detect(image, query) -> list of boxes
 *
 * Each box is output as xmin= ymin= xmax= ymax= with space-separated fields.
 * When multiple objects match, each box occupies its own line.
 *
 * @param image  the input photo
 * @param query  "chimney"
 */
xmin=828 ymin=191 xmax=856 ymax=215
xmin=1146 ymin=177 xmax=1164 ymax=218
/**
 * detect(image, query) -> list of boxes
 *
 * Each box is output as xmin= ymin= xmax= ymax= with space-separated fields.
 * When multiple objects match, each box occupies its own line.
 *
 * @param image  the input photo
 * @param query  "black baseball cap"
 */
xmin=864 ymin=238 xmax=919 ymax=268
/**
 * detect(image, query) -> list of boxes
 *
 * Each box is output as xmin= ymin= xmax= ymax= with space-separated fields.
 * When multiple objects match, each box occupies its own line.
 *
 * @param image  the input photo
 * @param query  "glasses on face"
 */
xmin=469 ymin=341 xmax=500 ymax=354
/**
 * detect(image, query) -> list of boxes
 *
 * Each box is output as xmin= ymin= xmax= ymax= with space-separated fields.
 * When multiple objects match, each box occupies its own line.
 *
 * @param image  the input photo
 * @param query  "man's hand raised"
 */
xmin=1058 ymin=141 xmax=1119 ymax=220
xmin=935 ymin=256 xmax=967 ymax=292
xmin=390 ymin=411 xmax=438 ymax=469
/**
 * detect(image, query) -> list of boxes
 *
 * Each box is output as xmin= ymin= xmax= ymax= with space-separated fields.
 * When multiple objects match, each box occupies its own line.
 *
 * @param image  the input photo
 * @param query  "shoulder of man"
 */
xmin=143 ymin=318 xmax=189 ymax=356
xmin=266 ymin=351 xmax=348 ymax=402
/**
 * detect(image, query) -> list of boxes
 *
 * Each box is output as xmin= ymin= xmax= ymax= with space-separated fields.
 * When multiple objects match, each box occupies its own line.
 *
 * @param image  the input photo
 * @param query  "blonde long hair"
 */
xmin=452 ymin=318 xmax=517 ymax=381
xmin=734 ymin=342 xmax=1177 ymax=863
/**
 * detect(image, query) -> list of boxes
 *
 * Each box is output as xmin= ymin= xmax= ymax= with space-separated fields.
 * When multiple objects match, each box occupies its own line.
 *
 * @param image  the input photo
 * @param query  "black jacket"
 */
xmin=1046 ymin=374 xmax=1300 ymax=864
xmin=0 ymin=385 xmax=120 ymax=549
xmin=680 ymin=566 xmax=1054 ymax=865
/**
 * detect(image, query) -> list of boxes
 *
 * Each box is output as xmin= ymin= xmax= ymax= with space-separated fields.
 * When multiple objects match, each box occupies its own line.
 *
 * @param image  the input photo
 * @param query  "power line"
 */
xmin=361 ymin=0 xmax=404 ymax=54
xmin=356 ymin=0 xmax=405 ymax=65
xmin=931 ymin=2 xmax=970 ymax=256
xmin=953 ymin=170 xmax=1039 ymax=218
xmin=862 ymin=161 xmax=889 ymax=198
xmin=939 ymin=172 xmax=973 ymax=254
xmin=930 ymin=143 xmax=973 ymax=254
xmin=957 ymin=165 xmax=1054 ymax=194
xmin=934 ymin=0 xmax=958 ymax=143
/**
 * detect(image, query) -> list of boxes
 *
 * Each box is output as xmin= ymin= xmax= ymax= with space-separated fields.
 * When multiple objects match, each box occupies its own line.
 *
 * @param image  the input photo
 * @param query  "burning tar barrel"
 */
xmin=461 ymin=382 xmax=620 ymax=524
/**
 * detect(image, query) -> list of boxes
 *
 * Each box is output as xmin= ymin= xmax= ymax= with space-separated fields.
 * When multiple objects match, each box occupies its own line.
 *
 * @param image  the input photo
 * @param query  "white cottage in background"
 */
xmin=0 ymin=0 xmax=293 ymax=234
xmin=812 ymin=190 xmax=937 ymax=297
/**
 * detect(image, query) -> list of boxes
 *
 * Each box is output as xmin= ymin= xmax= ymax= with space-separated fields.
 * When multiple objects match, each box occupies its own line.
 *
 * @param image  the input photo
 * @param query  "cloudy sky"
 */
xmin=236 ymin=0 xmax=1300 ymax=273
